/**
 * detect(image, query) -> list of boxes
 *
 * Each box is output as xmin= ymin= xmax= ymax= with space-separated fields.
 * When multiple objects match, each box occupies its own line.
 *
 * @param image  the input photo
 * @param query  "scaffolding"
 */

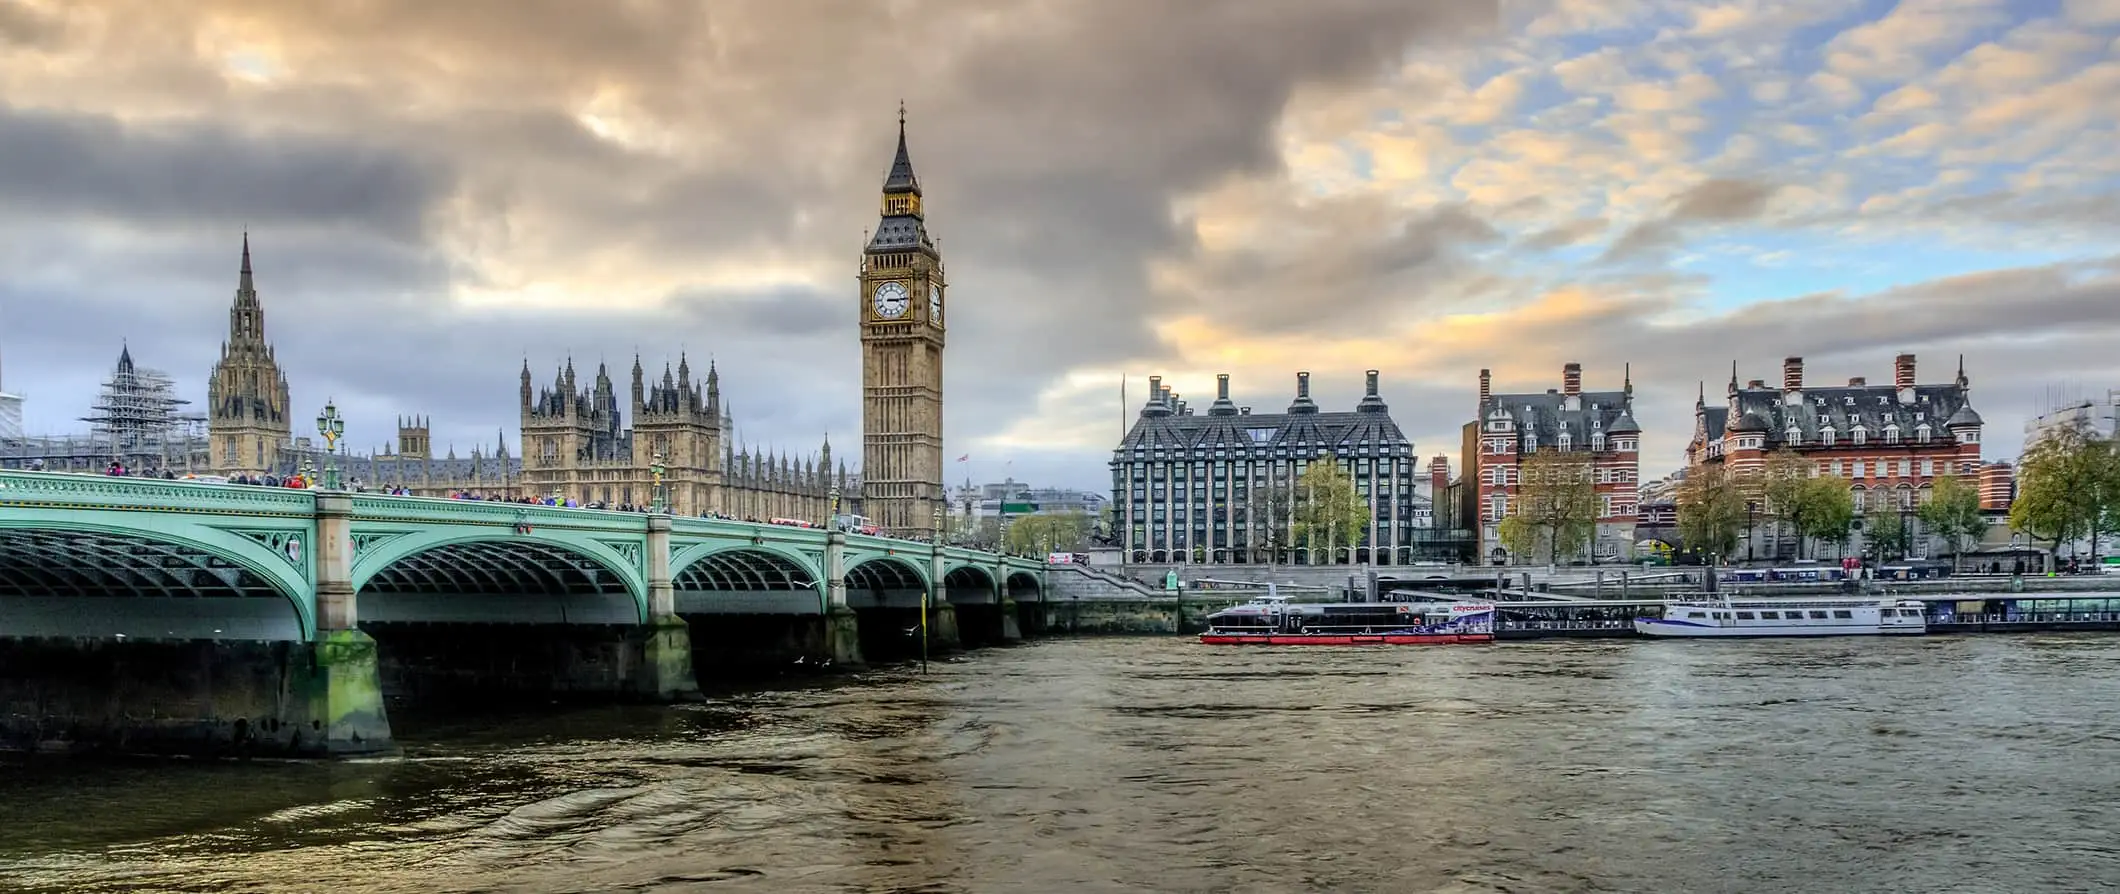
xmin=73 ymin=348 xmax=208 ymax=471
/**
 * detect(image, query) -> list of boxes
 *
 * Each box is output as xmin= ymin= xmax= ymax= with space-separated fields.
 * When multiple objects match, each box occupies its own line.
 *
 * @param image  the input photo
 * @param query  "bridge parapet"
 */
xmin=0 ymin=469 xmax=315 ymax=516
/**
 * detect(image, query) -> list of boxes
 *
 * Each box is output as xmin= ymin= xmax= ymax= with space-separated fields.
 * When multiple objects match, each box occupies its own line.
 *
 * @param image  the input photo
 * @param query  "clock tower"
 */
xmin=859 ymin=107 xmax=947 ymax=538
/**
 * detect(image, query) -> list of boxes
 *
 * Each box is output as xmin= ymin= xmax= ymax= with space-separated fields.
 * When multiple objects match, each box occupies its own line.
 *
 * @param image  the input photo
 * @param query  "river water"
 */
xmin=3 ymin=636 xmax=2118 ymax=893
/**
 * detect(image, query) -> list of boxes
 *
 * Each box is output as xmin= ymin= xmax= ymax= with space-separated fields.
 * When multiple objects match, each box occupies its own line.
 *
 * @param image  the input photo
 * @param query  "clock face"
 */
xmin=929 ymin=283 xmax=942 ymax=323
xmin=872 ymin=281 xmax=909 ymax=319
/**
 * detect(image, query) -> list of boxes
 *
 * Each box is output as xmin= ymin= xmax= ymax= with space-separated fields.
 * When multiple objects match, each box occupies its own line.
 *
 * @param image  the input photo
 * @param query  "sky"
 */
xmin=2 ymin=0 xmax=2118 ymax=491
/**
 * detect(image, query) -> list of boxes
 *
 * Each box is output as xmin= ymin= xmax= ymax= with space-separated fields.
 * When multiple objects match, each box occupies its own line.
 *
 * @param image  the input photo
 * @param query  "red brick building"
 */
xmin=1686 ymin=353 xmax=2003 ymax=560
xmin=1464 ymin=362 xmax=1642 ymax=564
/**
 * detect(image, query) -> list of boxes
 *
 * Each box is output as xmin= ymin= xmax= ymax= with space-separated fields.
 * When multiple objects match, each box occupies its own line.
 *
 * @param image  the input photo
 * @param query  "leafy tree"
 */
xmin=1497 ymin=515 xmax=1542 ymax=564
xmin=1796 ymin=475 xmax=1856 ymax=556
xmin=1291 ymin=454 xmax=1370 ymax=563
xmin=1004 ymin=512 xmax=1092 ymax=556
xmin=1243 ymin=481 xmax=1298 ymax=563
xmin=2011 ymin=419 xmax=2120 ymax=563
xmin=1502 ymin=450 xmax=1598 ymax=564
xmin=1862 ymin=507 xmax=1912 ymax=561
xmin=1675 ymin=463 xmax=1745 ymax=563
xmin=1917 ymin=475 xmax=1987 ymax=570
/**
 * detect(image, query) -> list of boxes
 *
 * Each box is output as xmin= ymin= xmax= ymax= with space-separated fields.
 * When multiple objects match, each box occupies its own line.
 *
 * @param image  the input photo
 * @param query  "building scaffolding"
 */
xmin=0 ymin=346 xmax=210 ymax=473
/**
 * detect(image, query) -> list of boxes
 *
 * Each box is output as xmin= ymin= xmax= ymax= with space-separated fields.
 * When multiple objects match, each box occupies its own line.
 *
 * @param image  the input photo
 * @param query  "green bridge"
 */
xmin=0 ymin=470 xmax=1048 ymax=758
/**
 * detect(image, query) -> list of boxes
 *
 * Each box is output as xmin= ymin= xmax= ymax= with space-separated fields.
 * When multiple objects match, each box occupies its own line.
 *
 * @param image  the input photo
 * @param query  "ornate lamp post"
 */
xmin=315 ymin=400 xmax=345 ymax=490
xmin=649 ymin=452 xmax=667 ymax=513
xmin=827 ymin=484 xmax=841 ymax=529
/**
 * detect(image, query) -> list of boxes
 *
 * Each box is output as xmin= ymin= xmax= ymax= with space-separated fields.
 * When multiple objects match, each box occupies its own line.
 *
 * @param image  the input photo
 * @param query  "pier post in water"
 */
xmin=308 ymin=491 xmax=396 ymax=757
xmin=637 ymin=515 xmax=701 ymax=700
xmin=822 ymin=531 xmax=867 ymax=667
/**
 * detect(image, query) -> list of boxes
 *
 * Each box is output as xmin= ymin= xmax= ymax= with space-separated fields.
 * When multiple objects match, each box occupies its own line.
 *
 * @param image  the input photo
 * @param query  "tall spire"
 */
xmin=884 ymin=100 xmax=920 ymax=197
xmin=239 ymin=231 xmax=255 ymax=293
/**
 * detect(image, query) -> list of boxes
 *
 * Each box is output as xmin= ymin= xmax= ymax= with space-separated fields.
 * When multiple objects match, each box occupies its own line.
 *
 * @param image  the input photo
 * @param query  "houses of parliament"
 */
xmin=188 ymin=113 xmax=952 ymax=530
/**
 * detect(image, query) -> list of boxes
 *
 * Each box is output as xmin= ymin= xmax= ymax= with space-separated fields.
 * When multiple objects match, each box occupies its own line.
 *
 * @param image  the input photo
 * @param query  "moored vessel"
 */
xmin=1200 ymin=597 xmax=1495 ymax=646
xmin=1633 ymin=598 xmax=1928 ymax=638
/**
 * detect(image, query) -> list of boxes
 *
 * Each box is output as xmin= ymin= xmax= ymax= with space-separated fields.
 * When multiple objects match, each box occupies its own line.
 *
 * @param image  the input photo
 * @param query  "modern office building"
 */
xmin=1111 ymin=369 xmax=1423 ymax=564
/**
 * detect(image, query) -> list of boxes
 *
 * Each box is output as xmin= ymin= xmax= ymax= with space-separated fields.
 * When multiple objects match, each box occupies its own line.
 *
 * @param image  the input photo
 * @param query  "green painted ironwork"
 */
xmin=0 ymin=470 xmax=1048 ymax=639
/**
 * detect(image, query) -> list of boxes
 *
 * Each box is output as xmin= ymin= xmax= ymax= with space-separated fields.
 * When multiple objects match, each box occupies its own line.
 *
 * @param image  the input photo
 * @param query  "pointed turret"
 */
xmin=868 ymin=103 xmax=935 ymax=252
xmin=884 ymin=100 xmax=921 ymax=198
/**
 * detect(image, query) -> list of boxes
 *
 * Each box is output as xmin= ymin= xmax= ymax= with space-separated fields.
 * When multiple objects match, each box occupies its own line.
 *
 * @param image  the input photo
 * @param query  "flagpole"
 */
xmin=1120 ymin=374 xmax=1127 ymax=443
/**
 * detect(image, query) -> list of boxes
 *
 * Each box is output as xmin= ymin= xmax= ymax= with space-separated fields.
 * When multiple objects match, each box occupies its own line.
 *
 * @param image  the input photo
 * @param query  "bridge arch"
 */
xmin=0 ymin=516 xmax=313 ymax=641
xmin=670 ymin=544 xmax=826 ymax=614
xmin=1006 ymin=570 xmax=1044 ymax=603
xmin=943 ymin=565 xmax=997 ymax=604
xmin=352 ymin=532 xmax=646 ymax=625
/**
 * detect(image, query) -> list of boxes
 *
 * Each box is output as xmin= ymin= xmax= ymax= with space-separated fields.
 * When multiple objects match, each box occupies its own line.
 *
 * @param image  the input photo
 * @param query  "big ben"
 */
xmin=859 ymin=108 xmax=946 ymax=538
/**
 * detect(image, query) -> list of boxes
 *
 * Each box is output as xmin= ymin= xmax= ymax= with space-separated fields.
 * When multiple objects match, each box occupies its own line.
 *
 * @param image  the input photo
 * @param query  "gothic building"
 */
xmin=1466 ymin=363 xmax=1644 ymax=564
xmin=205 ymin=236 xmax=293 ymax=477
xmin=517 ymin=355 xmax=844 ymax=519
xmin=1111 ymin=370 xmax=1423 ymax=565
xmin=859 ymin=108 xmax=948 ymax=538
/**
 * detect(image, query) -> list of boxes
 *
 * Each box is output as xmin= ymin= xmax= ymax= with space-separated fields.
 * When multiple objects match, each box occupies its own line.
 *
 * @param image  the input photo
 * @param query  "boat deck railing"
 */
xmin=1497 ymin=618 xmax=1634 ymax=633
xmin=1934 ymin=611 xmax=2120 ymax=625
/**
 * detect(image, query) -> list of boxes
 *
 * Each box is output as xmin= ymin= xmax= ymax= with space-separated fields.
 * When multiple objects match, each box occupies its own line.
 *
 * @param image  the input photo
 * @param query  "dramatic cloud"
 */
xmin=2 ymin=0 xmax=2117 ymax=490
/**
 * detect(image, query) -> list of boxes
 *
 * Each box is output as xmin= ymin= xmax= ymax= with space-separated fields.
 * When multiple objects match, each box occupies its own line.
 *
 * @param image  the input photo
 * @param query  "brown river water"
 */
xmin=2 ymin=636 xmax=2118 ymax=893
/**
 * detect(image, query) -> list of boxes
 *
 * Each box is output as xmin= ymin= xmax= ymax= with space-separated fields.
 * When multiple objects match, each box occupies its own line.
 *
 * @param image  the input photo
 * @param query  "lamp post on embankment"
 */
xmin=315 ymin=399 xmax=345 ymax=491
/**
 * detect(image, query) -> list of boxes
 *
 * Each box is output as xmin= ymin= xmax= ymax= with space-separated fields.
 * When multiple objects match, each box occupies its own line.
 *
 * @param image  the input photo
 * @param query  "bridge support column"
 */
xmin=307 ymin=492 xmax=395 ymax=757
xmin=823 ymin=532 xmax=866 ymax=667
xmin=638 ymin=515 xmax=700 ymax=700
xmin=927 ymin=549 xmax=960 ymax=653
xmin=995 ymin=559 xmax=1023 ymax=642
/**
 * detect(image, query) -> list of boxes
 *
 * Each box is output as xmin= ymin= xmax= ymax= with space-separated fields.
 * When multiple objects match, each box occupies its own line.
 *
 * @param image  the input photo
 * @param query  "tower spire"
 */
xmin=884 ymin=102 xmax=920 ymax=196
xmin=239 ymin=231 xmax=254 ymax=291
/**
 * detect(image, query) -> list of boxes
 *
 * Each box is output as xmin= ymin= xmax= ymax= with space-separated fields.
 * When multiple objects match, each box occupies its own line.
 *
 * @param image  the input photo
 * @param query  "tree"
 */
xmin=1291 ymin=454 xmax=1369 ymax=563
xmin=1004 ymin=512 xmax=1092 ymax=556
xmin=1675 ymin=463 xmax=1745 ymax=563
xmin=1758 ymin=450 xmax=1809 ymax=559
xmin=2011 ymin=420 xmax=2120 ymax=564
xmin=1504 ymin=450 xmax=1598 ymax=564
xmin=1796 ymin=475 xmax=1856 ymax=557
xmin=1862 ymin=508 xmax=1912 ymax=562
xmin=1917 ymin=475 xmax=1986 ymax=570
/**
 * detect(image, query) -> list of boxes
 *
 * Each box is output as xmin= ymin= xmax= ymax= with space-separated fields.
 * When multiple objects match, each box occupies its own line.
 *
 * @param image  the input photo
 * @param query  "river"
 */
xmin=2 ymin=636 xmax=2118 ymax=893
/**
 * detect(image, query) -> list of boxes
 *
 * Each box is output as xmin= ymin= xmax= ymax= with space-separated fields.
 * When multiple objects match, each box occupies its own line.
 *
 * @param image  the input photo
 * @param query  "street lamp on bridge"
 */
xmin=314 ymin=399 xmax=345 ymax=490
xmin=827 ymin=484 xmax=841 ymax=530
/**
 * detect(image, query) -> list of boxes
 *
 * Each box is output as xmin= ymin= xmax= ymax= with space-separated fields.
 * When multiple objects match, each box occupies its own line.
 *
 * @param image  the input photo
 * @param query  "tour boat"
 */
xmin=1200 ymin=597 xmax=1495 ymax=646
xmin=1633 ymin=598 xmax=1928 ymax=638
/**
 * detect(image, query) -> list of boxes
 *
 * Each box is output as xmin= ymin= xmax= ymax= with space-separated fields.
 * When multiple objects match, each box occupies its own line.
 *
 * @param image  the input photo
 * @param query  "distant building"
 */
xmin=2024 ymin=389 xmax=2118 ymax=443
xmin=205 ymin=236 xmax=294 ymax=477
xmin=1466 ymin=362 xmax=1643 ymax=564
xmin=951 ymin=479 xmax=1108 ymax=520
xmin=1111 ymin=370 xmax=1426 ymax=564
xmin=2 ymin=346 xmax=209 ymax=472
xmin=1687 ymin=353 xmax=1995 ymax=560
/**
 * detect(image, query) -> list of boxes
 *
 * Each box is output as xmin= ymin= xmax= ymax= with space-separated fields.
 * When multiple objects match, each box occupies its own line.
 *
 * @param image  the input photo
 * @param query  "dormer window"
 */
xmin=1786 ymin=427 xmax=1802 ymax=447
xmin=1591 ymin=432 xmax=1606 ymax=451
xmin=1524 ymin=432 xmax=1538 ymax=451
xmin=1558 ymin=432 xmax=1573 ymax=450
xmin=1852 ymin=425 xmax=1868 ymax=445
xmin=1884 ymin=423 xmax=1901 ymax=444
xmin=1916 ymin=424 xmax=1932 ymax=443
xmin=1821 ymin=426 xmax=1837 ymax=447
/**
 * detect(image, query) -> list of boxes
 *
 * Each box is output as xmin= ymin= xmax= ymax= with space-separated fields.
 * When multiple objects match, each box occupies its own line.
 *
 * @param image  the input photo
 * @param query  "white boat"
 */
xmin=1634 ymin=598 xmax=1928 ymax=638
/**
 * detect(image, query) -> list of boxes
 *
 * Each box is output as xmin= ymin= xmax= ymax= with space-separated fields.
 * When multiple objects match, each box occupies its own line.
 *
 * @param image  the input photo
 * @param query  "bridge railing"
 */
xmin=0 ymin=469 xmax=317 ymax=515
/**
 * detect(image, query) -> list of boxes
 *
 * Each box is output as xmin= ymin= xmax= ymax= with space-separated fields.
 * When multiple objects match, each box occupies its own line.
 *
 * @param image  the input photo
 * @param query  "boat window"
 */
xmin=1686 ymin=611 xmax=1707 ymax=619
xmin=1734 ymin=612 xmax=1755 ymax=620
xmin=1808 ymin=611 xmax=1828 ymax=619
xmin=1832 ymin=610 xmax=1853 ymax=619
xmin=1711 ymin=611 xmax=1727 ymax=619
xmin=1757 ymin=611 xmax=1778 ymax=620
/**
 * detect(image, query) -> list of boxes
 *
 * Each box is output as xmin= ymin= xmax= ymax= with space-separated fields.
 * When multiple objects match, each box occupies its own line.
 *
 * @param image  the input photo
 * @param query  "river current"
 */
xmin=3 ymin=636 xmax=2118 ymax=893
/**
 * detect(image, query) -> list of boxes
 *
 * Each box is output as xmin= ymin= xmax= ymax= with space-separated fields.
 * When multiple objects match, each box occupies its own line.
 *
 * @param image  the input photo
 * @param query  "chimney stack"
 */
xmin=1748 ymin=379 xmax=1766 ymax=390
xmin=1240 ymin=407 xmax=1252 ymax=415
xmin=1849 ymin=376 xmax=1866 ymax=387
xmin=1217 ymin=374 xmax=1231 ymax=401
xmin=1148 ymin=375 xmax=1163 ymax=403
xmin=1365 ymin=369 xmax=1380 ymax=397
xmin=1895 ymin=353 xmax=1917 ymax=390
xmin=1479 ymin=368 xmax=1492 ymax=404
xmin=1297 ymin=371 xmax=1311 ymax=399
xmin=1784 ymin=356 xmax=1803 ymax=392
xmin=1563 ymin=362 xmax=1582 ymax=396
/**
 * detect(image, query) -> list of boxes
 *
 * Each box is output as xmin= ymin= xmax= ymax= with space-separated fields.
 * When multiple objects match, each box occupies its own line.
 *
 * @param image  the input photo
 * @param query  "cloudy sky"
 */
xmin=3 ymin=0 xmax=2117 ymax=490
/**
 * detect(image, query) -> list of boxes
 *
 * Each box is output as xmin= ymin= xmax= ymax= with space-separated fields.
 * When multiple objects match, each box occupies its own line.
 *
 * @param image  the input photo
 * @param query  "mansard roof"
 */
xmin=1708 ymin=380 xmax=1978 ymax=447
xmin=1482 ymin=389 xmax=1636 ymax=445
xmin=1114 ymin=378 xmax=1412 ymax=458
